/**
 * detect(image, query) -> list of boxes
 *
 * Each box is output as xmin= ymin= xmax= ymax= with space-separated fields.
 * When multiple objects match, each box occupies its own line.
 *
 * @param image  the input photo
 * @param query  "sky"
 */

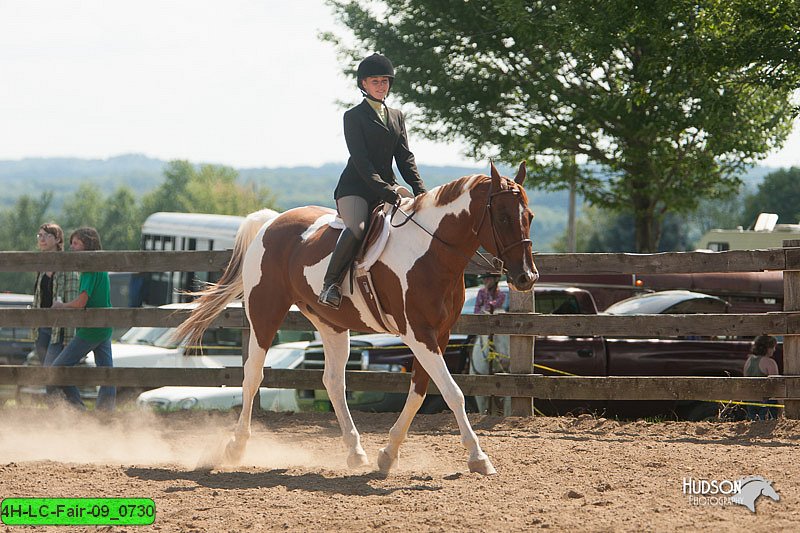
xmin=1 ymin=0 xmax=798 ymax=170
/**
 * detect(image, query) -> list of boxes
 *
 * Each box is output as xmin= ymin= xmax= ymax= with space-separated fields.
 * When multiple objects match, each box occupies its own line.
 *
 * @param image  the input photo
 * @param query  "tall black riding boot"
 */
xmin=318 ymin=228 xmax=362 ymax=309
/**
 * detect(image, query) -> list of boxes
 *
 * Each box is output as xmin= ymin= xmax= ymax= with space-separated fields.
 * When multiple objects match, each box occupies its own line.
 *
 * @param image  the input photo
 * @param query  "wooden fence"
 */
xmin=1 ymin=241 xmax=799 ymax=418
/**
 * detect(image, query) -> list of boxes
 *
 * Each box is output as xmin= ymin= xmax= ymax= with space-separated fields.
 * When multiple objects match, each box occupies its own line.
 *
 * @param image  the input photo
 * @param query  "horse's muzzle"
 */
xmin=509 ymin=269 xmax=538 ymax=292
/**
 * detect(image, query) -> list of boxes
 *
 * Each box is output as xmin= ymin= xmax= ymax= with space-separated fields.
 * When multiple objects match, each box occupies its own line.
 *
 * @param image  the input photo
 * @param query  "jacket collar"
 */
xmin=357 ymin=99 xmax=390 ymax=132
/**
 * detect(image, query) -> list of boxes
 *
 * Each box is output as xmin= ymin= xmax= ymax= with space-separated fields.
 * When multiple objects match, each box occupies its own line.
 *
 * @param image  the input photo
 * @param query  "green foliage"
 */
xmin=326 ymin=0 xmax=799 ymax=251
xmin=552 ymin=205 xmax=692 ymax=252
xmin=0 ymin=193 xmax=52 ymax=292
xmin=140 ymin=160 xmax=279 ymax=218
xmin=0 ymin=160 xmax=280 ymax=292
xmin=742 ymin=167 xmax=800 ymax=226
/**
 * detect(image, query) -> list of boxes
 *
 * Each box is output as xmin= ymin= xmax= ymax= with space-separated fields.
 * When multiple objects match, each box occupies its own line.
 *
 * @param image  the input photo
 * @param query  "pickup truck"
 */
xmin=300 ymin=284 xmax=780 ymax=420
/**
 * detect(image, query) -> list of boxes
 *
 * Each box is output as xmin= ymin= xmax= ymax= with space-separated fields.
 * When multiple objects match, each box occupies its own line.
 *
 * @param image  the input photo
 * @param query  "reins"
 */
xmin=388 ymin=178 xmax=531 ymax=274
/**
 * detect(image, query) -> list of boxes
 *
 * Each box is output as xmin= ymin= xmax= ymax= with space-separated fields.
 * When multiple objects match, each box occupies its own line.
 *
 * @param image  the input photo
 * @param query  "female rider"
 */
xmin=318 ymin=53 xmax=427 ymax=308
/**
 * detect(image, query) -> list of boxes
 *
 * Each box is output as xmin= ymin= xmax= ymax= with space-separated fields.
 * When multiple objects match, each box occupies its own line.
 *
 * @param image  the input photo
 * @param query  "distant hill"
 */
xmin=0 ymin=154 xmax=783 ymax=251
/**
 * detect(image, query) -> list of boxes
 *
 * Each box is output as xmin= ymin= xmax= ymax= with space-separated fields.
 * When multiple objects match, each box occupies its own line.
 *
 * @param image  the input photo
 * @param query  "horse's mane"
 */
xmin=418 ymin=174 xmax=485 ymax=209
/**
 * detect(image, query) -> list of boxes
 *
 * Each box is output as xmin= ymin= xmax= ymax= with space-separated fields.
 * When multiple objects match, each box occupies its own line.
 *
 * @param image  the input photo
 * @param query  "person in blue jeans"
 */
xmin=48 ymin=227 xmax=115 ymax=411
xmin=32 ymin=222 xmax=80 ymax=365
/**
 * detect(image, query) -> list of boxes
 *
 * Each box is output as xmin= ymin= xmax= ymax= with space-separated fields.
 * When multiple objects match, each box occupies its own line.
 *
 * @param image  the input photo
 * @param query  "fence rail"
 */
xmin=1 ymin=244 xmax=799 ymax=417
xmin=1 ymin=247 xmax=797 ymax=274
xmin=0 ymin=308 xmax=797 ymax=337
xmin=1 ymin=367 xmax=797 ymax=401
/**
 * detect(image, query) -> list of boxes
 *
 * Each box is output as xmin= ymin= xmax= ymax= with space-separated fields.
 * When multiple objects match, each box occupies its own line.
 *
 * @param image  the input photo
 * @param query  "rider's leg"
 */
xmin=318 ymin=195 xmax=368 ymax=309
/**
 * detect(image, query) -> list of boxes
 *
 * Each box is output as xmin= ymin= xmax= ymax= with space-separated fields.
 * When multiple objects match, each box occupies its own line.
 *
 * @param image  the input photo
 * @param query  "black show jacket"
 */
xmin=335 ymin=99 xmax=426 ymax=205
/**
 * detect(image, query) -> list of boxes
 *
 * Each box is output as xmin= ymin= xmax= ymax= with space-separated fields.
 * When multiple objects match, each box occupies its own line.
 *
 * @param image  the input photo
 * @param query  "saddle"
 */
xmin=328 ymin=204 xmax=398 ymax=334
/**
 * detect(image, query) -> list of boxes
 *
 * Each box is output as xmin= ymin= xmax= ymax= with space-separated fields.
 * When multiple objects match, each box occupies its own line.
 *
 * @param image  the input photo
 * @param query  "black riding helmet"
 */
xmin=356 ymin=53 xmax=395 ymax=92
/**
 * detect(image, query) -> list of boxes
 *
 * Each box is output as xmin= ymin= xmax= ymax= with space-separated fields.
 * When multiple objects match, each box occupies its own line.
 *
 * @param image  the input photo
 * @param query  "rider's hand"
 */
xmin=383 ymin=188 xmax=400 ymax=205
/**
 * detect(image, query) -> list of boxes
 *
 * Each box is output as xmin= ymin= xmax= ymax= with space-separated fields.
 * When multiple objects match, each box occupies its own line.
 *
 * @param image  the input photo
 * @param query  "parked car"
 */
xmin=301 ymin=284 xmax=773 ymax=420
xmin=0 ymin=293 xmax=35 ymax=365
xmin=136 ymin=339 xmax=307 ymax=412
xmin=18 ymin=302 xmax=318 ymax=411
xmin=0 ymin=293 xmax=35 ymax=404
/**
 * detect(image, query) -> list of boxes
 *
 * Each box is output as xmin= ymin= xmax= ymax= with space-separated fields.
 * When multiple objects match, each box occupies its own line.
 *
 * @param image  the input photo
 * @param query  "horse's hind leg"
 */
xmin=377 ymin=365 xmax=429 ymax=473
xmin=313 ymin=322 xmax=369 ymax=468
xmin=224 ymin=330 xmax=269 ymax=463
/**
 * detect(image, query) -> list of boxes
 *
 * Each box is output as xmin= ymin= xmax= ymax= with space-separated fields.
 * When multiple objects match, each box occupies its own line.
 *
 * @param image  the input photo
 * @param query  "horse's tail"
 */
xmin=174 ymin=208 xmax=278 ymax=348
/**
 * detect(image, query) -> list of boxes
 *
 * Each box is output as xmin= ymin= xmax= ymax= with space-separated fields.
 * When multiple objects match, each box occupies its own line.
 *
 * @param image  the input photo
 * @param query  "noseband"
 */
xmin=472 ymin=180 xmax=532 ymax=274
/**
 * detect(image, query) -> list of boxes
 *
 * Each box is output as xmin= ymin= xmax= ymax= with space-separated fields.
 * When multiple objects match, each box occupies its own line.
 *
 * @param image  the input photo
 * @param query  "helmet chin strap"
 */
xmin=363 ymin=92 xmax=386 ymax=104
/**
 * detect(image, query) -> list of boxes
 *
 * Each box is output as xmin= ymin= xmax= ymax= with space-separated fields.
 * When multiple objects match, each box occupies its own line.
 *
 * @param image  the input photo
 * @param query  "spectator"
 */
xmin=474 ymin=273 xmax=506 ymax=314
xmin=48 ymin=227 xmax=115 ymax=411
xmin=743 ymin=335 xmax=779 ymax=421
xmin=32 ymin=223 xmax=79 ymax=365
xmin=471 ymin=273 xmax=510 ymax=414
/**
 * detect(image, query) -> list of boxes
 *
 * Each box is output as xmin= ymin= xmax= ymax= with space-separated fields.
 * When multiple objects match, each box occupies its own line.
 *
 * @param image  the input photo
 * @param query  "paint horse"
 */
xmin=175 ymin=162 xmax=538 ymax=475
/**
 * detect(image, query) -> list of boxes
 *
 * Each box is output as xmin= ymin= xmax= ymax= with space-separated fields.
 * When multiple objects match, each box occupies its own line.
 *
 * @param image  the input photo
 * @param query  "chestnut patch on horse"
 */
xmin=434 ymin=177 xmax=471 ymax=207
xmin=369 ymin=260 xmax=406 ymax=336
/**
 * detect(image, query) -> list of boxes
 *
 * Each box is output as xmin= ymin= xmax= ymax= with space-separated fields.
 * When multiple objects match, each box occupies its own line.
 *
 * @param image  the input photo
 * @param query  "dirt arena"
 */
xmin=0 ymin=407 xmax=798 ymax=532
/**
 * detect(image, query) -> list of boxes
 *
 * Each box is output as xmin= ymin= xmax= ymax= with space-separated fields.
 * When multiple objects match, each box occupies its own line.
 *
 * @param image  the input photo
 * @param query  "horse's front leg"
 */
xmin=318 ymin=326 xmax=369 ymax=468
xmin=403 ymin=332 xmax=496 ymax=476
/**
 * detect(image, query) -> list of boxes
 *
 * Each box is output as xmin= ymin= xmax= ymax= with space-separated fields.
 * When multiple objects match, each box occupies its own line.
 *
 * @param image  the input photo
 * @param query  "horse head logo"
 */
xmin=730 ymin=476 xmax=780 ymax=513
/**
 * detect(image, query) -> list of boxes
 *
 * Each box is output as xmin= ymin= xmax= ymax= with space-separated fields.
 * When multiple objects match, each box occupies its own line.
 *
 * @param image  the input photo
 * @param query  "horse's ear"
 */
xmin=490 ymin=160 xmax=501 ymax=186
xmin=514 ymin=161 xmax=527 ymax=186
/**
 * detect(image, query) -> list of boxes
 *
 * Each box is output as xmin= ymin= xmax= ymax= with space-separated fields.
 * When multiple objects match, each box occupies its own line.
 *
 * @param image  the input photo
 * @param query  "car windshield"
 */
xmin=119 ymin=327 xmax=178 ymax=348
xmin=604 ymin=292 xmax=726 ymax=315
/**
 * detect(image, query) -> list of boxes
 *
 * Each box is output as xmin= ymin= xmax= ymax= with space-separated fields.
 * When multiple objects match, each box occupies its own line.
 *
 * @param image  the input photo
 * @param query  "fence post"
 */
xmin=509 ymin=287 xmax=535 ymax=416
xmin=784 ymin=239 xmax=800 ymax=419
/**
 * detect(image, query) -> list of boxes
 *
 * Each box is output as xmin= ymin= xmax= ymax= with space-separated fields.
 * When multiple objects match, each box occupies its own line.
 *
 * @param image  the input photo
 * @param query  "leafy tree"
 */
xmin=186 ymin=164 xmax=279 ymax=215
xmin=0 ymin=192 xmax=53 ymax=292
xmin=139 ymin=160 xmax=194 ymax=216
xmin=553 ymin=205 xmax=692 ymax=252
xmin=60 ymin=183 xmax=105 ymax=235
xmin=326 ymin=0 xmax=799 ymax=251
xmin=742 ymin=167 xmax=800 ymax=227
xmin=140 ymin=160 xmax=279 ymax=218
xmin=101 ymin=186 xmax=142 ymax=250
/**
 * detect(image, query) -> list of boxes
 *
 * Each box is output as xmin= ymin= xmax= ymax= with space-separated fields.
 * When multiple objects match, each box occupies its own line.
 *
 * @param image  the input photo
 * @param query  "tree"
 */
xmin=101 ymin=186 xmax=142 ymax=250
xmin=326 ymin=0 xmax=799 ymax=251
xmin=139 ymin=160 xmax=194 ymax=216
xmin=60 ymin=183 xmax=105 ymax=234
xmin=0 ymin=192 xmax=52 ymax=292
xmin=742 ymin=167 xmax=800 ymax=227
xmin=552 ymin=205 xmax=692 ymax=253
xmin=140 ymin=160 xmax=279 ymax=219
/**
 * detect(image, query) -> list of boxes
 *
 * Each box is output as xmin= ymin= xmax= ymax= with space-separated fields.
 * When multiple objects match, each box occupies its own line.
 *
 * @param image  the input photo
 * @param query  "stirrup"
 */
xmin=318 ymin=284 xmax=342 ymax=309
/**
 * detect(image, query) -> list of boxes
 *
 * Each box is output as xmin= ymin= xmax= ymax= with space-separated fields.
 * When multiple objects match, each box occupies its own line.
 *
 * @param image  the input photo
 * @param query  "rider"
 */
xmin=318 ymin=53 xmax=428 ymax=309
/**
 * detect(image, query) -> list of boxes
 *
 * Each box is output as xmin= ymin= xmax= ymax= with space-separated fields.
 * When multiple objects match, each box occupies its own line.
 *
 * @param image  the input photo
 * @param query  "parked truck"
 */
xmin=300 ymin=284 xmax=780 ymax=420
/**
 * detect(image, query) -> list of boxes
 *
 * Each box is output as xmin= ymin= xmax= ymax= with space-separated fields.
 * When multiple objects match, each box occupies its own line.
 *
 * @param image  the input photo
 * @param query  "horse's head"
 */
xmin=473 ymin=161 xmax=538 ymax=291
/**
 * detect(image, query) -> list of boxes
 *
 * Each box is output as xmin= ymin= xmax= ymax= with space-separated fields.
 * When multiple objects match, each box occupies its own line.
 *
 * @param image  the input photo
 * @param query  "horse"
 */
xmin=175 ymin=161 xmax=538 ymax=476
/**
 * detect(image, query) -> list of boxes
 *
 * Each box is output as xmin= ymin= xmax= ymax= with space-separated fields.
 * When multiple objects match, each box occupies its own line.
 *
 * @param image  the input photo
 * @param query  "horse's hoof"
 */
xmin=377 ymin=447 xmax=397 ymax=473
xmin=347 ymin=450 xmax=370 ymax=469
xmin=194 ymin=438 xmax=228 ymax=470
xmin=468 ymin=457 xmax=497 ymax=476
xmin=223 ymin=438 xmax=247 ymax=465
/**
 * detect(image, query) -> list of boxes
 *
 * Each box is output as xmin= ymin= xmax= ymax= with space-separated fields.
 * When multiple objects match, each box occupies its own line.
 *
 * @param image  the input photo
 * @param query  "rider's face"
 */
xmin=362 ymin=76 xmax=390 ymax=100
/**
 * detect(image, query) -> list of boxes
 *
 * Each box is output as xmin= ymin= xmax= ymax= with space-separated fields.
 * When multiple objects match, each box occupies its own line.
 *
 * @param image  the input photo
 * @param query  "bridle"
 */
xmin=472 ymin=179 xmax=532 ymax=274
xmin=389 ymin=176 xmax=532 ymax=274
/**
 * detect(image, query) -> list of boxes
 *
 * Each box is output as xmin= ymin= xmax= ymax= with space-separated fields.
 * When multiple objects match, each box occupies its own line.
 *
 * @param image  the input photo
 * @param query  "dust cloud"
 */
xmin=0 ymin=406 xmax=337 ymax=470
